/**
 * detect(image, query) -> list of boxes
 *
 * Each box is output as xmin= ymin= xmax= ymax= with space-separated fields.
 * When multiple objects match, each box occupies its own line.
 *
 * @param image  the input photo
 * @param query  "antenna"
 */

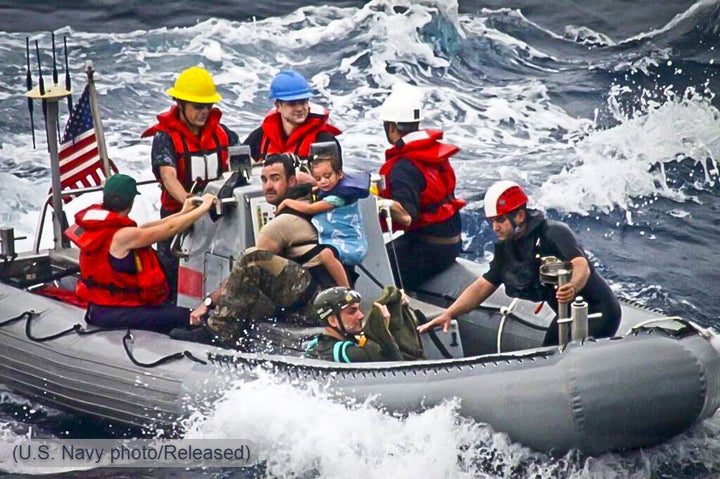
xmin=34 ymin=40 xmax=47 ymax=121
xmin=25 ymin=37 xmax=36 ymax=149
xmin=51 ymin=32 xmax=59 ymax=85
xmin=63 ymin=35 xmax=72 ymax=113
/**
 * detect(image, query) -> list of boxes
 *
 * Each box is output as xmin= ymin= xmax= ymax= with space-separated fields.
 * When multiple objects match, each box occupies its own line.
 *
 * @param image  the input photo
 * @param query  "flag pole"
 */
xmin=85 ymin=61 xmax=111 ymax=178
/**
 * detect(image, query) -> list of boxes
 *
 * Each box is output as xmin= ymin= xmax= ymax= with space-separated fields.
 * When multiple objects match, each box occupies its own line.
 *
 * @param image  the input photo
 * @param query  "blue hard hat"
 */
xmin=268 ymin=70 xmax=313 ymax=101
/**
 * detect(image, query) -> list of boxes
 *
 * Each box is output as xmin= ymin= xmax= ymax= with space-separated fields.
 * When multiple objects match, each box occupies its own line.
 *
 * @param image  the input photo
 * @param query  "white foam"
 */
xmin=183 ymin=371 xmax=536 ymax=478
xmin=622 ymin=0 xmax=720 ymax=44
xmin=537 ymin=85 xmax=720 ymax=215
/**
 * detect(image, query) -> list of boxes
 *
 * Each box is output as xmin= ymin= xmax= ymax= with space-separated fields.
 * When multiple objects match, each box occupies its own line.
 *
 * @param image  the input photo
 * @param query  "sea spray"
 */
xmin=537 ymin=85 xmax=720 ymax=216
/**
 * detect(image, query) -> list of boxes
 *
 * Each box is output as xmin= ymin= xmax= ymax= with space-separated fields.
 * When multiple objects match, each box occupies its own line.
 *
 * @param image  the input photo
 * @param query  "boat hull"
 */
xmin=0 ymin=281 xmax=718 ymax=455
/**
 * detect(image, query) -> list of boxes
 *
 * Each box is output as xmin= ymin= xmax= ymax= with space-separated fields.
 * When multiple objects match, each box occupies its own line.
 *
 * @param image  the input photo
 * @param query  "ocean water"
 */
xmin=0 ymin=0 xmax=719 ymax=477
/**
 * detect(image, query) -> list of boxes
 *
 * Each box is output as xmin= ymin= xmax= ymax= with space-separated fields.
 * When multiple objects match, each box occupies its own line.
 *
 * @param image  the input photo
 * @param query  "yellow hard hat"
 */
xmin=166 ymin=66 xmax=222 ymax=103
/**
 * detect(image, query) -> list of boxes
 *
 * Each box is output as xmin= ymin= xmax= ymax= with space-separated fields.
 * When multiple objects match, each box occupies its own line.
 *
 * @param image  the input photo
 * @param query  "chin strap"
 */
xmin=507 ymin=213 xmax=522 ymax=239
xmin=331 ymin=307 xmax=349 ymax=337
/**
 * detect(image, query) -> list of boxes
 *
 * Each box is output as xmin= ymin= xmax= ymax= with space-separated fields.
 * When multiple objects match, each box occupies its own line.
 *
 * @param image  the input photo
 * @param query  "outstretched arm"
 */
xmin=110 ymin=194 xmax=216 ymax=258
xmin=139 ymin=198 xmax=198 ymax=229
xmin=417 ymin=276 xmax=498 ymax=334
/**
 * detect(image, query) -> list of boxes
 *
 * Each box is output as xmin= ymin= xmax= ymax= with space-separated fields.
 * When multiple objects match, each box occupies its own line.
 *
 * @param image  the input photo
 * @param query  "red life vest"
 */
xmin=379 ymin=129 xmax=466 ymax=231
xmin=258 ymin=103 xmax=341 ymax=160
xmin=65 ymin=205 xmax=169 ymax=306
xmin=142 ymin=106 xmax=230 ymax=212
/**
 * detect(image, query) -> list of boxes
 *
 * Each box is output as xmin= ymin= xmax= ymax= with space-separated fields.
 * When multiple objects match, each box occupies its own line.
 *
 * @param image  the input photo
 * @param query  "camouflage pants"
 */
xmin=206 ymin=249 xmax=315 ymax=348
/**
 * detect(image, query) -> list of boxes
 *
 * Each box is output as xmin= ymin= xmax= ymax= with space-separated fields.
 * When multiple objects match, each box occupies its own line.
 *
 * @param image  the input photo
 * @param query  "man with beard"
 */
xmin=417 ymin=181 xmax=621 ymax=345
xmin=170 ymin=154 xmax=348 ymax=349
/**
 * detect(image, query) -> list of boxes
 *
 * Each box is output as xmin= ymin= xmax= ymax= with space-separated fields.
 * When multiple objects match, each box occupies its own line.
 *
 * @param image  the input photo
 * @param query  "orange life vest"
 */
xmin=257 ymin=103 xmax=341 ymax=160
xmin=142 ymin=106 xmax=230 ymax=212
xmin=379 ymin=129 xmax=465 ymax=231
xmin=65 ymin=205 xmax=169 ymax=306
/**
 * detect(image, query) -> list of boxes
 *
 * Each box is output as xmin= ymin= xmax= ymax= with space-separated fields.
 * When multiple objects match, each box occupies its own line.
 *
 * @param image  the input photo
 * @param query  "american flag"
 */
xmin=52 ymin=84 xmax=117 ymax=203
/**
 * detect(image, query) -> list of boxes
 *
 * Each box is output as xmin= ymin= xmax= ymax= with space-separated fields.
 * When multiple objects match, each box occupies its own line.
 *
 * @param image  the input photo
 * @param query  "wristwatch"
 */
xmin=203 ymin=295 xmax=214 ymax=308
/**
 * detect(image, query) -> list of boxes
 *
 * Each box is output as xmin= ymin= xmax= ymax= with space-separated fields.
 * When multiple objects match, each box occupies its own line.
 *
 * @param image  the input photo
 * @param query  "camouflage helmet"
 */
xmin=313 ymin=287 xmax=362 ymax=324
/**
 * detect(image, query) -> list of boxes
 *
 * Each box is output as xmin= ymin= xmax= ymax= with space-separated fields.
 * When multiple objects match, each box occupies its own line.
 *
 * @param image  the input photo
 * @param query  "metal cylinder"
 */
xmin=571 ymin=296 xmax=589 ymax=341
xmin=557 ymin=269 xmax=571 ymax=346
xmin=45 ymin=100 xmax=65 ymax=250
xmin=0 ymin=227 xmax=15 ymax=258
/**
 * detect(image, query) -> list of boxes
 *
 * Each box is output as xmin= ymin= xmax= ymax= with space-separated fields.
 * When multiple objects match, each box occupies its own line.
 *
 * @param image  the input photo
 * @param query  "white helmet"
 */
xmin=380 ymin=88 xmax=423 ymax=123
xmin=484 ymin=180 xmax=528 ymax=218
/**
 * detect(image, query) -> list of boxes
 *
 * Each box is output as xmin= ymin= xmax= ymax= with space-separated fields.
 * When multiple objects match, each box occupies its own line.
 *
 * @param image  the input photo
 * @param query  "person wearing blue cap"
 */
xmin=65 ymin=174 xmax=217 ymax=334
xmin=243 ymin=69 xmax=342 ymax=167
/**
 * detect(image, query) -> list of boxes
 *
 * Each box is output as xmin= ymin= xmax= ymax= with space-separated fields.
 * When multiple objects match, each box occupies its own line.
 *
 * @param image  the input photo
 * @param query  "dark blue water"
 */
xmin=0 ymin=0 xmax=719 ymax=477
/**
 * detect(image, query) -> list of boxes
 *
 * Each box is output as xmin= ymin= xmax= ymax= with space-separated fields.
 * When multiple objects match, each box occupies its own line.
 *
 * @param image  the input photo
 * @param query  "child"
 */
xmin=277 ymin=154 xmax=369 ymax=269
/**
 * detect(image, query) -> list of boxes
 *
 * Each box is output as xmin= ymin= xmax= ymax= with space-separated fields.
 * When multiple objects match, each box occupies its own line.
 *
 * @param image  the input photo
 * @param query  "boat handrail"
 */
xmin=33 ymin=178 xmax=160 ymax=254
xmin=627 ymin=316 xmax=712 ymax=338
xmin=496 ymin=297 xmax=521 ymax=353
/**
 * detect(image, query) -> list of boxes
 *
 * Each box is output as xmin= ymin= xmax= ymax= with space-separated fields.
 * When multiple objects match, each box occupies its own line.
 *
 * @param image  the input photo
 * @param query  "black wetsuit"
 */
xmin=483 ymin=210 xmax=621 ymax=344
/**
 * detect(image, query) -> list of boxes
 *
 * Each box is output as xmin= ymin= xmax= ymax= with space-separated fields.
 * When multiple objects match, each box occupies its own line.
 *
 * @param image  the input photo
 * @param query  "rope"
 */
xmin=0 ymin=310 xmax=36 ymax=328
xmin=26 ymin=318 xmax=83 ymax=342
xmin=16 ymin=309 xmax=127 ymax=341
xmin=122 ymin=330 xmax=207 ymax=368
xmin=0 ymin=308 xmax=207 ymax=367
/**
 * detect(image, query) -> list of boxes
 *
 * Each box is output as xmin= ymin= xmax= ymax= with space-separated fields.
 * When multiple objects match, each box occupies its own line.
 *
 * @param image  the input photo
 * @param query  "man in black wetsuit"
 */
xmin=417 ymin=181 xmax=621 ymax=345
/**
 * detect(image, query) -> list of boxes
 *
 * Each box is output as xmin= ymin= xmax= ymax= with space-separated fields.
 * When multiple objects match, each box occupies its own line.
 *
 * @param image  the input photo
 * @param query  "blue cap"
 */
xmin=268 ymin=70 xmax=313 ymax=101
